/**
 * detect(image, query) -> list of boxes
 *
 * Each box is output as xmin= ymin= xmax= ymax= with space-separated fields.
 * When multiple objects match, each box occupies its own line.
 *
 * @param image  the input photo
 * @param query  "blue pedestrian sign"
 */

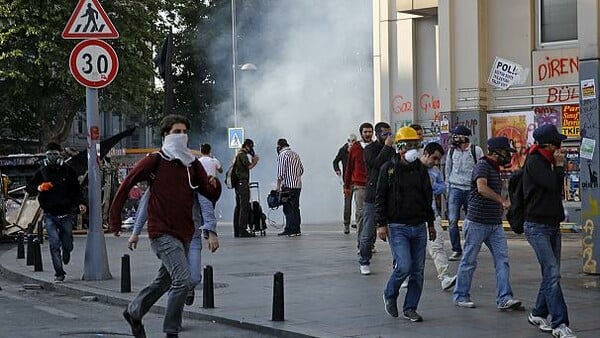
xmin=228 ymin=128 xmax=244 ymax=149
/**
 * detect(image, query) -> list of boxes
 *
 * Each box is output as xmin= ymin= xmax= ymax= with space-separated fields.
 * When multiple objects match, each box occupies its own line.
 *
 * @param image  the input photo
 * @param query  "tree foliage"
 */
xmin=0 ymin=0 xmax=169 ymax=146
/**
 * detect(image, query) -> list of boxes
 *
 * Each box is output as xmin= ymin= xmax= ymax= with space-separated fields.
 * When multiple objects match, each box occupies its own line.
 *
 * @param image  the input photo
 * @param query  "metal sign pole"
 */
xmin=82 ymin=87 xmax=112 ymax=280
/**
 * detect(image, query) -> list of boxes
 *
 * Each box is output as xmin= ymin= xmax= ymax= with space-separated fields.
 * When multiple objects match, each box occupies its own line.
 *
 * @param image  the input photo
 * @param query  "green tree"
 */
xmin=0 ymin=0 xmax=168 ymax=147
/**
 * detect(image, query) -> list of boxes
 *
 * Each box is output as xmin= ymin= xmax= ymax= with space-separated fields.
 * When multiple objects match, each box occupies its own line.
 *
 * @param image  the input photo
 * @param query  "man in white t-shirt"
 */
xmin=198 ymin=143 xmax=223 ymax=177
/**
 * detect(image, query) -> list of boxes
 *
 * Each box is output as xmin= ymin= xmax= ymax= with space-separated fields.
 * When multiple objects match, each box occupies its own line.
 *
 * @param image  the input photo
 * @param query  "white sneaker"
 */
xmin=528 ymin=313 xmax=552 ymax=333
xmin=552 ymin=324 xmax=577 ymax=338
xmin=359 ymin=265 xmax=371 ymax=275
xmin=401 ymin=279 xmax=409 ymax=288
xmin=455 ymin=300 xmax=476 ymax=308
xmin=441 ymin=275 xmax=457 ymax=291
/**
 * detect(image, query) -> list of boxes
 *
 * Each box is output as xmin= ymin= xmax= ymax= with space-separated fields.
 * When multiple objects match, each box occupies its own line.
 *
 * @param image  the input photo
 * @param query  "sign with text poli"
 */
xmin=488 ymin=57 xmax=529 ymax=89
xmin=62 ymin=0 xmax=119 ymax=39
xmin=561 ymin=104 xmax=580 ymax=138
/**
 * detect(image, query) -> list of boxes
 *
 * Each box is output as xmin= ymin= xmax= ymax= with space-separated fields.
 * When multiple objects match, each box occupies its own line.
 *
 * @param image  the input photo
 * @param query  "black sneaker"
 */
xmin=166 ymin=333 xmax=178 ymax=338
xmin=287 ymin=232 xmax=301 ymax=237
xmin=449 ymin=252 xmax=462 ymax=261
xmin=123 ymin=309 xmax=146 ymax=338
xmin=403 ymin=309 xmax=423 ymax=322
xmin=185 ymin=289 xmax=195 ymax=306
xmin=54 ymin=274 xmax=65 ymax=282
xmin=239 ymin=231 xmax=253 ymax=237
xmin=62 ymin=250 xmax=70 ymax=265
xmin=277 ymin=231 xmax=291 ymax=236
xmin=382 ymin=294 xmax=398 ymax=317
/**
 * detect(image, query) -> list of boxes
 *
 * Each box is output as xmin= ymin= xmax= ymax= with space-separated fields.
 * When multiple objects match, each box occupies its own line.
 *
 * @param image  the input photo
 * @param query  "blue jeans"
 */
xmin=453 ymin=219 xmax=514 ymax=306
xmin=188 ymin=227 xmax=203 ymax=288
xmin=282 ymin=188 xmax=301 ymax=233
xmin=43 ymin=214 xmax=75 ymax=277
xmin=448 ymin=187 xmax=470 ymax=253
xmin=524 ymin=221 xmax=569 ymax=329
xmin=358 ymin=202 xmax=376 ymax=265
xmin=128 ymin=235 xmax=191 ymax=334
xmin=383 ymin=223 xmax=427 ymax=312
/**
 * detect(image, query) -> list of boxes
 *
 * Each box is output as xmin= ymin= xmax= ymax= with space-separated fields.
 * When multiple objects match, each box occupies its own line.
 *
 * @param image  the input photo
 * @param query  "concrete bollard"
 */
xmin=26 ymin=234 xmax=34 ymax=266
xmin=37 ymin=220 xmax=43 ymax=245
xmin=121 ymin=254 xmax=131 ymax=293
xmin=272 ymin=271 xmax=284 ymax=321
xmin=202 ymin=265 xmax=214 ymax=309
xmin=17 ymin=232 xmax=25 ymax=259
xmin=33 ymin=239 xmax=43 ymax=272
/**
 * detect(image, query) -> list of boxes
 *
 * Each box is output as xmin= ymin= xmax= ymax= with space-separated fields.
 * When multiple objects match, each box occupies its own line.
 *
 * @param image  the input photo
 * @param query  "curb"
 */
xmin=0 ymin=248 xmax=314 ymax=338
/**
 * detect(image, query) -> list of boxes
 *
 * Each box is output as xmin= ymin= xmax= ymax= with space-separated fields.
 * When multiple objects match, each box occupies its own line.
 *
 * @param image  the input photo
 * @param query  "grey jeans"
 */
xmin=127 ymin=234 xmax=191 ymax=334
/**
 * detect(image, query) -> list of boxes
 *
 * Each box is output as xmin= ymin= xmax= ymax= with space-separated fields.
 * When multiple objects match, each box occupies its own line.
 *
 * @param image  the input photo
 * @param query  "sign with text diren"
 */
xmin=69 ymin=40 xmax=119 ymax=88
xmin=62 ymin=0 xmax=119 ymax=39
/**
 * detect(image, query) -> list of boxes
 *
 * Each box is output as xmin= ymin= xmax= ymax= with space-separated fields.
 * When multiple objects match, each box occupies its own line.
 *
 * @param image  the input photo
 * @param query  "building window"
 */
xmin=539 ymin=0 xmax=577 ymax=45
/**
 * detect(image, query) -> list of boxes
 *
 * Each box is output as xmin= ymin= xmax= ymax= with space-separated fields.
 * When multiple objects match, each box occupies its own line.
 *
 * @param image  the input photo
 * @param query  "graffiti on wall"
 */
xmin=582 ymin=219 xmax=598 ymax=274
xmin=392 ymin=92 xmax=441 ymax=120
xmin=533 ymin=49 xmax=580 ymax=104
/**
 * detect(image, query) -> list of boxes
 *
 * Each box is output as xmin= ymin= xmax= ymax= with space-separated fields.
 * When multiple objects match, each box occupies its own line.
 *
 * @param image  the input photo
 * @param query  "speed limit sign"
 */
xmin=69 ymin=39 xmax=119 ymax=88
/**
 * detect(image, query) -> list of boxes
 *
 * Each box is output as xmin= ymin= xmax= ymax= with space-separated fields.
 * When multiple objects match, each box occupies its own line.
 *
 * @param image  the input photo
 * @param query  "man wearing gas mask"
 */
xmin=26 ymin=142 xmax=86 ymax=283
xmin=376 ymin=126 xmax=436 ymax=322
xmin=232 ymin=138 xmax=259 ymax=237
xmin=444 ymin=125 xmax=484 ymax=261
xmin=453 ymin=136 xmax=522 ymax=311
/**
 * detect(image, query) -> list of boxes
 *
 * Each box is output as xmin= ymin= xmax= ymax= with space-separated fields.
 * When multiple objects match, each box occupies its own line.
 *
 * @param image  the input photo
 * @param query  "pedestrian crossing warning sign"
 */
xmin=62 ymin=0 xmax=119 ymax=39
xmin=228 ymin=128 xmax=244 ymax=149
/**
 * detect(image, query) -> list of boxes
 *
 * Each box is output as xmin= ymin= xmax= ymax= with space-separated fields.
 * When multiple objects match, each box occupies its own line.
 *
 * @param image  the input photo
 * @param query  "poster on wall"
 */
xmin=561 ymin=104 xmax=580 ymax=138
xmin=487 ymin=111 xmax=535 ymax=171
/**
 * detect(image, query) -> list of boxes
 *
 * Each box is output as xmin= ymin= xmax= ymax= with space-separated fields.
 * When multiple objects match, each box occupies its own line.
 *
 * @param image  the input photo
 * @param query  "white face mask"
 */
xmin=162 ymin=133 xmax=195 ymax=166
xmin=404 ymin=149 xmax=420 ymax=163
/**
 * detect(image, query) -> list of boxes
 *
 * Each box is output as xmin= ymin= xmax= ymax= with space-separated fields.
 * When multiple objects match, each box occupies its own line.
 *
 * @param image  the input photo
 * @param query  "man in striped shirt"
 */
xmin=275 ymin=138 xmax=304 ymax=237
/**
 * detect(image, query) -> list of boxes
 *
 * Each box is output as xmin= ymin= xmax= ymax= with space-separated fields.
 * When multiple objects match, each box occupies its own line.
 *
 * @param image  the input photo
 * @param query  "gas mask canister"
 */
xmin=45 ymin=151 xmax=63 ymax=166
xmin=495 ymin=151 xmax=512 ymax=167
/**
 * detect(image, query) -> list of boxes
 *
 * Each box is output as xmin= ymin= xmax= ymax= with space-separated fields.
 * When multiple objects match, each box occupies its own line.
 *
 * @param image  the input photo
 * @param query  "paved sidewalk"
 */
xmin=1 ymin=223 xmax=600 ymax=337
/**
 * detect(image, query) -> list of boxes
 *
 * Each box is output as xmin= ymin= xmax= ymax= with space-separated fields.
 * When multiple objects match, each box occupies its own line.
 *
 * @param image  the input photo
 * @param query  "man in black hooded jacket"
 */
xmin=26 ymin=142 xmax=85 ymax=282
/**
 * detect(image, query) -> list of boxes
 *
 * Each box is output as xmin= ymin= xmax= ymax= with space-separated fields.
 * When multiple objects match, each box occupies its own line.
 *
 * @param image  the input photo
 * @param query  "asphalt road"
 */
xmin=0 ymin=255 xmax=278 ymax=338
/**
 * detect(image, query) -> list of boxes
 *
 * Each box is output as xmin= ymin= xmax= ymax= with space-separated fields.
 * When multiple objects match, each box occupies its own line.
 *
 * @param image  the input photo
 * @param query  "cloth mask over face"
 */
xmin=162 ymin=133 xmax=195 ymax=166
xmin=404 ymin=149 xmax=420 ymax=163
xmin=496 ymin=152 xmax=512 ymax=166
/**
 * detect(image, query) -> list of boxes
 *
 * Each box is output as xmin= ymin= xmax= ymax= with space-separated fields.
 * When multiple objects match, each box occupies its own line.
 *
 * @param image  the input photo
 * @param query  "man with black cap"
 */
xmin=523 ymin=125 xmax=576 ymax=338
xmin=275 ymin=138 xmax=304 ymax=237
xmin=232 ymin=138 xmax=259 ymax=237
xmin=453 ymin=136 xmax=522 ymax=311
xmin=26 ymin=142 xmax=86 ymax=283
xmin=444 ymin=125 xmax=484 ymax=261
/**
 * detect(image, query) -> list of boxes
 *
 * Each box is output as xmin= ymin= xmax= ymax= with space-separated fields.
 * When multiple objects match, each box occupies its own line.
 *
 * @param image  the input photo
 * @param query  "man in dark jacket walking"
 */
xmin=523 ymin=125 xmax=576 ymax=338
xmin=377 ymin=126 xmax=436 ymax=322
xmin=333 ymin=133 xmax=357 ymax=234
xmin=26 ymin=142 xmax=86 ymax=282
xmin=358 ymin=122 xmax=395 ymax=275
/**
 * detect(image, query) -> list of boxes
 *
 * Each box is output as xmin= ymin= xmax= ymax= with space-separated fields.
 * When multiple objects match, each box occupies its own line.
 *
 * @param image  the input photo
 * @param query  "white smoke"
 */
xmin=208 ymin=0 xmax=373 ymax=224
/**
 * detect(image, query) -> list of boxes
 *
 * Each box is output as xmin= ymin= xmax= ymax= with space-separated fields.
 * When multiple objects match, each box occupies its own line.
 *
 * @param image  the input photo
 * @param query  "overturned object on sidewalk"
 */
xmin=267 ymin=190 xmax=290 ymax=209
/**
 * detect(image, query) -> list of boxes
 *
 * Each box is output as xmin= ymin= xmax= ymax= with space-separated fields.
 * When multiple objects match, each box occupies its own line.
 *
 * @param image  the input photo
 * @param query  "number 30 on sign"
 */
xmin=69 ymin=39 xmax=119 ymax=88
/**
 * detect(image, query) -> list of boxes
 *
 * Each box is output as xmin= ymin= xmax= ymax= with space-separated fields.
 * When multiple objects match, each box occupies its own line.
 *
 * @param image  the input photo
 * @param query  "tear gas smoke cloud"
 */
xmin=201 ymin=0 xmax=373 ymax=224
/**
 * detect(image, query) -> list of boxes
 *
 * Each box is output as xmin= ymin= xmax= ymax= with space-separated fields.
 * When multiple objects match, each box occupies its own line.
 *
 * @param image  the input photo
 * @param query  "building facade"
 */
xmin=373 ymin=0 xmax=599 ymax=274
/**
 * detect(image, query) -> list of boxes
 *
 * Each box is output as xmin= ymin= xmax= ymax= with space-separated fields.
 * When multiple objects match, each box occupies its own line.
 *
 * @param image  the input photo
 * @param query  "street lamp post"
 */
xmin=231 ymin=0 xmax=239 ymax=128
xmin=232 ymin=0 xmax=257 ymax=129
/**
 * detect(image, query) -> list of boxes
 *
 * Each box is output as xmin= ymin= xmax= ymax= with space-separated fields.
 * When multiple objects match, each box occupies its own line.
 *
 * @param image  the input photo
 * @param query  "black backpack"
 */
xmin=506 ymin=167 xmax=527 ymax=234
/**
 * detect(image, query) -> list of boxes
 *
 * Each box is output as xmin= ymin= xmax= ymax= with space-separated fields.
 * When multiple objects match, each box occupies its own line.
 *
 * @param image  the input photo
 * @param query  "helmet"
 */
xmin=395 ymin=126 xmax=420 ymax=143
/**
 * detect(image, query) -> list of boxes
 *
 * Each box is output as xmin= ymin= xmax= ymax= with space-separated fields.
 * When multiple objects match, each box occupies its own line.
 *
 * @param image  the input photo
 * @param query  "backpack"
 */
xmin=449 ymin=144 xmax=478 ymax=164
xmin=224 ymin=155 xmax=238 ymax=189
xmin=506 ymin=168 xmax=526 ymax=234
